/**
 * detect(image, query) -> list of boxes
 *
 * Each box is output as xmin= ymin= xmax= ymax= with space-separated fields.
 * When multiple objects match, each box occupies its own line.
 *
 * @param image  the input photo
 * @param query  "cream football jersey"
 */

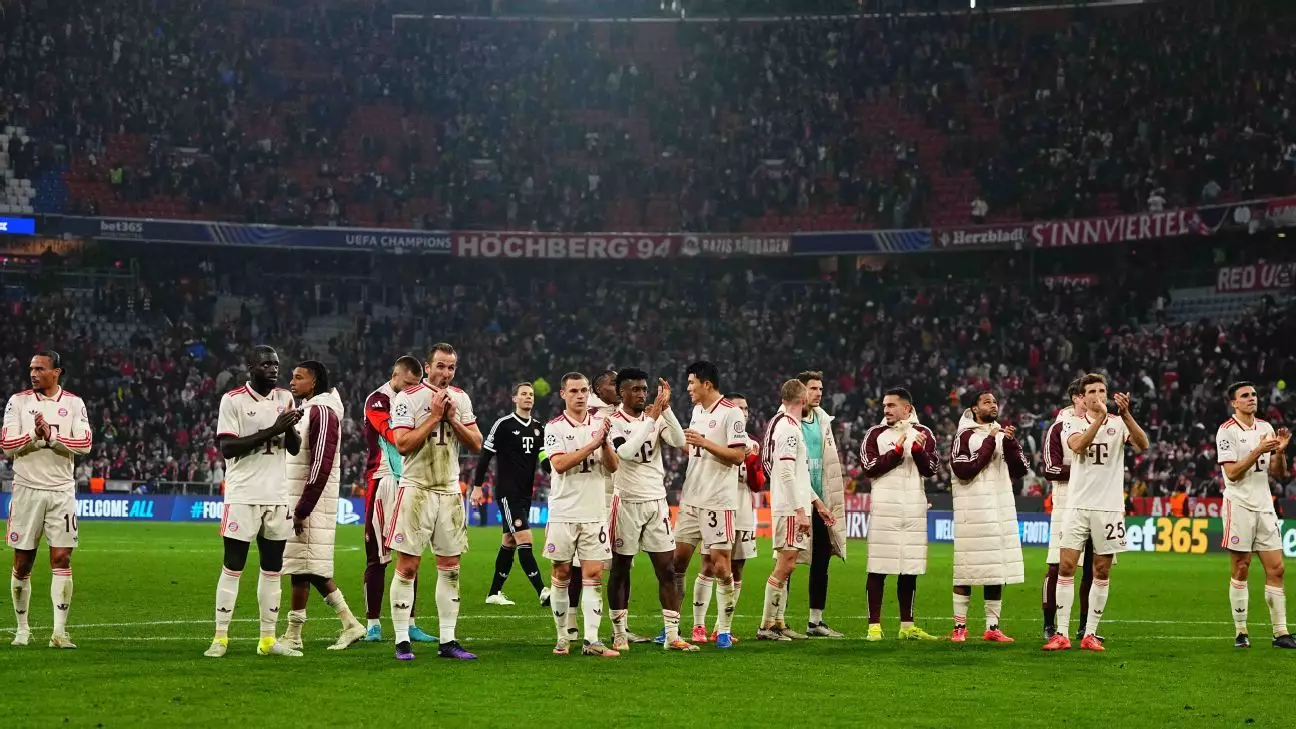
xmin=2 ymin=388 xmax=93 ymax=490
xmin=1216 ymin=417 xmax=1277 ymax=512
xmin=544 ymin=411 xmax=612 ymax=523
xmin=763 ymin=412 xmax=814 ymax=518
xmin=217 ymin=385 xmax=296 ymax=505
xmin=681 ymin=398 xmax=747 ymax=511
xmin=1061 ymin=413 xmax=1129 ymax=512
xmin=609 ymin=406 xmax=685 ymax=501
xmin=390 ymin=382 xmax=477 ymax=493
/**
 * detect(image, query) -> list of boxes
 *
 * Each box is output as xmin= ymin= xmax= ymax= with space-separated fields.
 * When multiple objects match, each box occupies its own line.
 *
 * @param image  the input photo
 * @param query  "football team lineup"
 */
xmin=3 ymin=345 xmax=1294 ymax=665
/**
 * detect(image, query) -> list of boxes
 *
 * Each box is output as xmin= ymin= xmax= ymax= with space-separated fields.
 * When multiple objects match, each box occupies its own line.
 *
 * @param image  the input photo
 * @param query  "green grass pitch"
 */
xmin=0 ymin=523 xmax=1289 ymax=728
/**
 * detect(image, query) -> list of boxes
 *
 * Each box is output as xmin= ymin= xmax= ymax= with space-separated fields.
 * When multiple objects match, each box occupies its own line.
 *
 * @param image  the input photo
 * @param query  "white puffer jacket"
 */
xmin=859 ymin=412 xmax=937 ymax=575
xmin=949 ymin=410 xmax=1027 ymax=586
xmin=284 ymin=389 xmax=344 ymax=578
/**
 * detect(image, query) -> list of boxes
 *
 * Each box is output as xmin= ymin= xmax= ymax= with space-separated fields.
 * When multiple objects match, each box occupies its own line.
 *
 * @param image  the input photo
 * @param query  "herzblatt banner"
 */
xmin=933 ymin=223 xmax=1031 ymax=250
xmin=453 ymin=231 xmax=679 ymax=259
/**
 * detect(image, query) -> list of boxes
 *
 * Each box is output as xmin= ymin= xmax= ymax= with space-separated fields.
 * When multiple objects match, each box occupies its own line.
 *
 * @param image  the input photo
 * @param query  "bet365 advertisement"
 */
xmin=920 ymin=511 xmax=1295 ymax=557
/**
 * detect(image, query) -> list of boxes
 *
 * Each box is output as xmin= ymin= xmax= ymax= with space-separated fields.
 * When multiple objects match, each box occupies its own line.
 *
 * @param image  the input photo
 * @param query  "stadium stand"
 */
xmin=1 ymin=0 xmax=1293 ymax=231
xmin=1 ymin=229 xmax=1292 ymax=503
xmin=1 ymin=0 xmax=1294 ymax=505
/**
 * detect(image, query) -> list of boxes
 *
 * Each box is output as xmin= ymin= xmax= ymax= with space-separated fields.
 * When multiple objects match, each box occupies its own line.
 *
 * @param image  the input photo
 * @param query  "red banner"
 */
xmin=1131 ymin=496 xmax=1224 ymax=518
xmin=453 ymin=231 xmax=679 ymax=259
xmin=1031 ymin=209 xmax=1206 ymax=248
xmin=1216 ymin=262 xmax=1296 ymax=292
xmin=934 ymin=224 xmax=1031 ymax=249
xmin=679 ymin=233 xmax=791 ymax=257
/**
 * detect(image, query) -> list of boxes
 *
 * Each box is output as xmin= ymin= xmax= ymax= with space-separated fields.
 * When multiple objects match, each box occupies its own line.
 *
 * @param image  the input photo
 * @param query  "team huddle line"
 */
xmin=3 ymin=348 xmax=1294 ymax=656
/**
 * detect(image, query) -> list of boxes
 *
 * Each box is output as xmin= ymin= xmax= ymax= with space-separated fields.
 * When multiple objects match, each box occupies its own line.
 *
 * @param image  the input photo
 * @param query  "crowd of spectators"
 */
xmin=3 ymin=0 xmax=1294 ymax=233
xmin=3 ymin=234 xmax=1294 ymax=503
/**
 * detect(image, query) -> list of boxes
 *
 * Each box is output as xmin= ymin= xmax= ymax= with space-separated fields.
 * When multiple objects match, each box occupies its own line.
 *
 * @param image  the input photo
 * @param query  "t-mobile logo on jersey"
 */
xmin=1086 ymin=442 xmax=1110 ymax=466
xmin=521 ymin=436 xmax=535 ymax=454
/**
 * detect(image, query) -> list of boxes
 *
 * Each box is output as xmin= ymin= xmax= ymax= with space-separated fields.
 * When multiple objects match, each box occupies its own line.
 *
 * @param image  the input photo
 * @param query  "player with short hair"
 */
xmin=543 ymin=372 xmax=620 ymax=657
xmin=948 ymin=391 xmax=1028 ymax=643
xmin=1041 ymin=379 xmax=1101 ymax=641
xmin=471 ymin=381 xmax=551 ymax=607
xmin=1043 ymin=373 xmax=1149 ymax=652
xmin=859 ymin=386 xmax=939 ymax=641
xmin=279 ymin=361 xmax=366 ymax=652
xmin=757 ymin=379 xmax=835 ymax=641
xmin=605 ymin=368 xmax=697 ymax=652
xmin=1216 ymin=380 xmax=1295 ymax=649
xmin=672 ymin=361 xmax=748 ymax=649
xmin=204 ymin=346 xmax=303 ymax=658
xmin=386 ymin=343 xmax=483 ymax=661
xmin=689 ymin=392 xmax=764 ymax=643
xmin=3 ymin=351 xmax=93 ymax=648
xmin=360 ymin=356 xmax=435 ymax=643
xmin=796 ymin=370 xmax=848 ymax=638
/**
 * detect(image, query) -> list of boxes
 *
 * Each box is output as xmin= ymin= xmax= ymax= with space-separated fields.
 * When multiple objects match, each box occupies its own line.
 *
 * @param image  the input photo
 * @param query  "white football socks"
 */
xmin=1230 ymin=579 xmax=1249 ymax=633
xmin=1266 ymin=585 xmax=1288 ymax=637
xmin=325 ymin=589 xmax=360 ymax=629
xmin=390 ymin=573 xmax=415 ymax=644
xmin=611 ymin=609 xmax=628 ymax=642
xmin=581 ymin=580 xmax=603 ymax=644
xmin=11 ymin=570 xmax=31 ymax=633
xmin=952 ymin=591 xmax=970 ymax=627
xmin=985 ymin=599 xmax=1003 ymax=630
xmin=715 ymin=578 xmax=735 ymax=635
xmin=1086 ymin=578 xmax=1109 ymax=637
xmin=762 ymin=576 xmax=782 ymax=627
xmin=551 ymin=579 xmax=570 ymax=642
xmin=285 ymin=610 xmax=307 ymax=641
xmin=1055 ymin=576 xmax=1075 ymax=637
xmin=256 ymin=570 xmax=281 ymax=640
xmin=50 ymin=568 xmax=72 ymax=636
xmin=213 ymin=567 xmax=240 ymax=638
xmin=435 ymin=568 xmax=461 ymax=644
xmin=692 ymin=575 xmax=714 ymax=629
xmin=663 ymin=609 xmax=681 ymax=643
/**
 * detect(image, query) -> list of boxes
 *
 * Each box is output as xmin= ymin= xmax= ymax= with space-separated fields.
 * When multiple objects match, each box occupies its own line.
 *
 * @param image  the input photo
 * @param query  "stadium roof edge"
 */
xmin=391 ymin=0 xmax=1151 ymax=25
